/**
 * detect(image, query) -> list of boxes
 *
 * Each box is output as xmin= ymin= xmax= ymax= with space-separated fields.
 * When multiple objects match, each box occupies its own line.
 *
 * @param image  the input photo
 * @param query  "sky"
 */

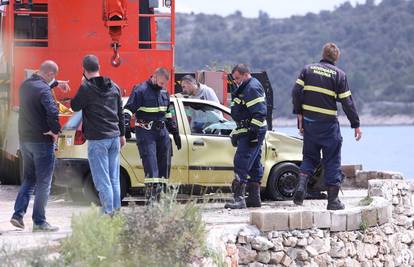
xmin=176 ymin=0 xmax=371 ymax=18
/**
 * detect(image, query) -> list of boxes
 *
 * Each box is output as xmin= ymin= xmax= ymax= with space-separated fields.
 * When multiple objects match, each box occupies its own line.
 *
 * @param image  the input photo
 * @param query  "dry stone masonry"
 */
xmin=209 ymin=173 xmax=414 ymax=267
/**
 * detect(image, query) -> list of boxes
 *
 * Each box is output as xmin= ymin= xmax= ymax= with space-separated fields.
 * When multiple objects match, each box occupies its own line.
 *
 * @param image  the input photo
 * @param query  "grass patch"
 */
xmin=358 ymin=196 xmax=374 ymax=206
xmin=359 ymin=220 xmax=369 ymax=232
xmin=1 ymin=190 xmax=223 ymax=266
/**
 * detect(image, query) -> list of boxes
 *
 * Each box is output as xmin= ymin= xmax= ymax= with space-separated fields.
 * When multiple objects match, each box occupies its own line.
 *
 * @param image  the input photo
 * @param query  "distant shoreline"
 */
xmin=274 ymin=115 xmax=414 ymax=127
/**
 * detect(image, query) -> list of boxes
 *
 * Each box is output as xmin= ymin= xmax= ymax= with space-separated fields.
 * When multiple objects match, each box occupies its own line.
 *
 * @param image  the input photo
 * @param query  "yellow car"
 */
xmin=53 ymin=96 xmax=324 ymax=202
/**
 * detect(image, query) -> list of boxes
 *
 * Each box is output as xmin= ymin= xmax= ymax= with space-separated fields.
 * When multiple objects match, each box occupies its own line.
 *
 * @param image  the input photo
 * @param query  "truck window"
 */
xmin=14 ymin=3 xmax=48 ymax=47
xmin=183 ymin=102 xmax=235 ymax=136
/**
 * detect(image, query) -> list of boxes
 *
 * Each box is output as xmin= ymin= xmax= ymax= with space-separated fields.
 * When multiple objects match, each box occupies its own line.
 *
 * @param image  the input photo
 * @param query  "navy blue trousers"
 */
xmin=234 ymin=129 xmax=266 ymax=183
xmin=136 ymin=127 xmax=171 ymax=182
xmin=300 ymin=120 xmax=343 ymax=187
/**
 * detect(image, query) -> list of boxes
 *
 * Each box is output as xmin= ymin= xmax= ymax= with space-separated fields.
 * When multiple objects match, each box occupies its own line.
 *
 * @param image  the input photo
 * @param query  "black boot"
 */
xmin=245 ymin=182 xmax=261 ymax=208
xmin=327 ymin=186 xmax=345 ymax=210
xmin=293 ymin=173 xmax=310 ymax=205
xmin=145 ymin=183 xmax=163 ymax=204
xmin=224 ymin=180 xmax=246 ymax=209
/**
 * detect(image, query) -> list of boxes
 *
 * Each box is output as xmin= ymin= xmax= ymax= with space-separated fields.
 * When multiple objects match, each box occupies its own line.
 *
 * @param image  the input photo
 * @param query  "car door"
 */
xmin=179 ymin=99 xmax=236 ymax=186
xmin=122 ymin=98 xmax=189 ymax=187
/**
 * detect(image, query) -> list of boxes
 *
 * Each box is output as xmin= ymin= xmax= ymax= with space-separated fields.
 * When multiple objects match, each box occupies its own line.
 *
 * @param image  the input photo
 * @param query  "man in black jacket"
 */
xmin=71 ymin=55 xmax=125 ymax=215
xmin=11 ymin=60 xmax=61 ymax=232
xmin=291 ymin=43 xmax=362 ymax=210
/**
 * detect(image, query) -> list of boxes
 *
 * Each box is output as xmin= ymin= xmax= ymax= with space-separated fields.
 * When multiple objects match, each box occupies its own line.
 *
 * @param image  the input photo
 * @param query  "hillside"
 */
xmin=173 ymin=0 xmax=414 ymax=118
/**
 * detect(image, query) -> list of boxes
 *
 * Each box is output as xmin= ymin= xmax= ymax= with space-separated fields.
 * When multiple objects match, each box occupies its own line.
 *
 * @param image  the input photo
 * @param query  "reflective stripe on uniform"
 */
xmin=230 ymin=128 xmax=248 ymax=136
xmin=251 ymin=119 xmax=267 ymax=127
xmin=233 ymin=98 xmax=243 ymax=104
xmin=296 ymin=79 xmax=305 ymax=87
xmin=304 ymin=85 xmax=336 ymax=97
xmin=302 ymin=104 xmax=337 ymax=116
xmin=124 ymin=109 xmax=133 ymax=116
xmin=246 ymin=96 xmax=265 ymax=108
xmin=338 ymin=91 xmax=352 ymax=99
xmin=138 ymin=106 xmax=168 ymax=113
xmin=144 ymin=178 xmax=168 ymax=184
xmin=165 ymin=112 xmax=172 ymax=119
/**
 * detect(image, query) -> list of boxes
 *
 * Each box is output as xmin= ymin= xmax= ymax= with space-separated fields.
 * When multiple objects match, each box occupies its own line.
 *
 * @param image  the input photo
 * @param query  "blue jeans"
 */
xmin=13 ymin=142 xmax=55 ymax=225
xmin=88 ymin=137 xmax=121 ymax=214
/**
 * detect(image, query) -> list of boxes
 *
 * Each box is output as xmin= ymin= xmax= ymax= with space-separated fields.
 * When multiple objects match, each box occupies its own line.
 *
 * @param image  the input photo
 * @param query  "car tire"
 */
xmin=81 ymin=172 xmax=129 ymax=206
xmin=266 ymin=162 xmax=300 ymax=201
xmin=82 ymin=173 xmax=100 ymax=205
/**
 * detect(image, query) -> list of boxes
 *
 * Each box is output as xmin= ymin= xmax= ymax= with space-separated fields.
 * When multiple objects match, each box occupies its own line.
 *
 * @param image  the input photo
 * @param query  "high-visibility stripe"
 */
xmin=233 ymin=98 xmax=242 ymax=104
xmin=124 ymin=109 xmax=133 ymax=117
xmin=138 ymin=106 xmax=168 ymax=113
xmin=230 ymin=128 xmax=248 ymax=136
xmin=304 ymin=85 xmax=336 ymax=97
xmin=251 ymin=119 xmax=267 ymax=127
xmin=246 ymin=97 xmax=265 ymax=108
xmin=165 ymin=112 xmax=172 ymax=119
xmin=144 ymin=178 xmax=168 ymax=184
xmin=296 ymin=79 xmax=305 ymax=87
xmin=338 ymin=91 xmax=352 ymax=99
xmin=302 ymin=104 xmax=337 ymax=116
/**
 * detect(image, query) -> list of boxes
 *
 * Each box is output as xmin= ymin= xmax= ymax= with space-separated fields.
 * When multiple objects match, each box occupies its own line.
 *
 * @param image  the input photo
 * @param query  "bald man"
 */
xmin=11 ymin=60 xmax=61 ymax=232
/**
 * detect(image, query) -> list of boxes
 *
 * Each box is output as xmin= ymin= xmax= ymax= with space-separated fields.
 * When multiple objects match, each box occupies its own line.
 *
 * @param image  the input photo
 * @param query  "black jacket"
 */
xmin=18 ymin=74 xmax=61 ymax=143
xmin=71 ymin=76 xmax=125 ymax=140
xmin=292 ymin=59 xmax=360 ymax=128
xmin=123 ymin=79 xmax=171 ymax=122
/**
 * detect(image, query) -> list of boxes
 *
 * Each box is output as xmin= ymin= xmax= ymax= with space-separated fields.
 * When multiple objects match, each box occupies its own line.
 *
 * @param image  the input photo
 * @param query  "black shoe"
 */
xmin=293 ymin=173 xmax=310 ymax=205
xmin=245 ymin=182 xmax=261 ymax=208
xmin=224 ymin=179 xmax=246 ymax=209
xmin=33 ymin=222 xmax=59 ymax=232
xmin=327 ymin=186 xmax=345 ymax=210
xmin=10 ymin=217 xmax=25 ymax=229
xmin=145 ymin=183 xmax=165 ymax=204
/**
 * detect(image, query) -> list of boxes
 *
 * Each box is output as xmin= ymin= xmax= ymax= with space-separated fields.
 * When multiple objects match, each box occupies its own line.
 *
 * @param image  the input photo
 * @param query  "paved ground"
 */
xmin=0 ymin=185 xmax=368 ymax=253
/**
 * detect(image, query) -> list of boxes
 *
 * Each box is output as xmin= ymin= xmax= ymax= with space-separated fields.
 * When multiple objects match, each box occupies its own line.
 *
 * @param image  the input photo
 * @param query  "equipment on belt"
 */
xmin=136 ymin=119 xmax=165 ymax=130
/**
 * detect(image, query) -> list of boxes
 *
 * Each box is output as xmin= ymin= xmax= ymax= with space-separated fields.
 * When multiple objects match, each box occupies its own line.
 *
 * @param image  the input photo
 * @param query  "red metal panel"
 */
xmin=7 ymin=0 xmax=175 ymax=108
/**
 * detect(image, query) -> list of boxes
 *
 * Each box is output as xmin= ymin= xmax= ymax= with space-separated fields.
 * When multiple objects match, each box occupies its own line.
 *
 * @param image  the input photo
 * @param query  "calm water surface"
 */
xmin=277 ymin=126 xmax=414 ymax=180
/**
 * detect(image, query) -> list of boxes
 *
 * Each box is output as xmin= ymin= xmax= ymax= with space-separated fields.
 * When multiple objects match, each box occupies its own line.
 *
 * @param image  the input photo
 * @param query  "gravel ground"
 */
xmin=0 ymin=185 xmax=368 ymax=253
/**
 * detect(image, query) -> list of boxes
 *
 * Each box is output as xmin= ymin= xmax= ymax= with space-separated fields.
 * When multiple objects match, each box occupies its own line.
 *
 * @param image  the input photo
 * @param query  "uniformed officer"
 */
xmin=225 ymin=64 xmax=267 ymax=209
xmin=291 ymin=43 xmax=362 ymax=210
xmin=123 ymin=68 xmax=181 ymax=202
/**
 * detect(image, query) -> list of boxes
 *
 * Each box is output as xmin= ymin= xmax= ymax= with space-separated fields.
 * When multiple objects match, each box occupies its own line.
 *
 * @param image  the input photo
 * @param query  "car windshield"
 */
xmin=63 ymin=111 xmax=82 ymax=130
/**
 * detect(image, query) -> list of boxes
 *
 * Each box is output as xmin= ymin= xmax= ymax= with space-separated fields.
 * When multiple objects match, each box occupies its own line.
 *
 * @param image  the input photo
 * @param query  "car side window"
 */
xmin=183 ymin=102 xmax=236 ymax=136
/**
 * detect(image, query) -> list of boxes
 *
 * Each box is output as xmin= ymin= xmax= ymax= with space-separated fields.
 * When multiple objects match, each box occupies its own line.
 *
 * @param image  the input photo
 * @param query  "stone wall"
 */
xmin=342 ymin=167 xmax=405 ymax=188
xmin=214 ymin=179 xmax=414 ymax=267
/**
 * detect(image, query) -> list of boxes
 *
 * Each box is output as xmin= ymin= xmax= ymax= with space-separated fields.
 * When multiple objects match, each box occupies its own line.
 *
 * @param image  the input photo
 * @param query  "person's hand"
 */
xmin=43 ymin=131 xmax=58 ymax=143
xmin=230 ymin=135 xmax=238 ymax=147
xmin=120 ymin=136 xmax=126 ymax=148
xmin=297 ymin=114 xmax=304 ymax=136
xmin=354 ymin=127 xmax=362 ymax=141
xmin=57 ymin=80 xmax=71 ymax=93
xmin=173 ymin=133 xmax=182 ymax=150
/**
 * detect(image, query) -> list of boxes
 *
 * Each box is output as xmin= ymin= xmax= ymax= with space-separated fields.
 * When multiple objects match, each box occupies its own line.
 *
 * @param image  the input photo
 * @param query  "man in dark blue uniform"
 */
xmin=225 ymin=64 xmax=267 ymax=209
xmin=123 ymin=68 xmax=181 ymax=202
xmin=292 ymin=43 xmax=362 ymax=210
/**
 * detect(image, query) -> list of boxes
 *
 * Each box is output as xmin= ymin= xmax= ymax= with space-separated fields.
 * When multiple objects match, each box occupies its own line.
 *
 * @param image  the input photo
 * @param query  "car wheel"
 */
xmin=81 ymin=172 xmax=129 ymax=206
xmin=82 ymin=173 xmax=100 ymax=205
xmin=68 ymin=188 xmax=85 ymax=202
xmin=266 ymin=162 xmax=299 ymax=201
